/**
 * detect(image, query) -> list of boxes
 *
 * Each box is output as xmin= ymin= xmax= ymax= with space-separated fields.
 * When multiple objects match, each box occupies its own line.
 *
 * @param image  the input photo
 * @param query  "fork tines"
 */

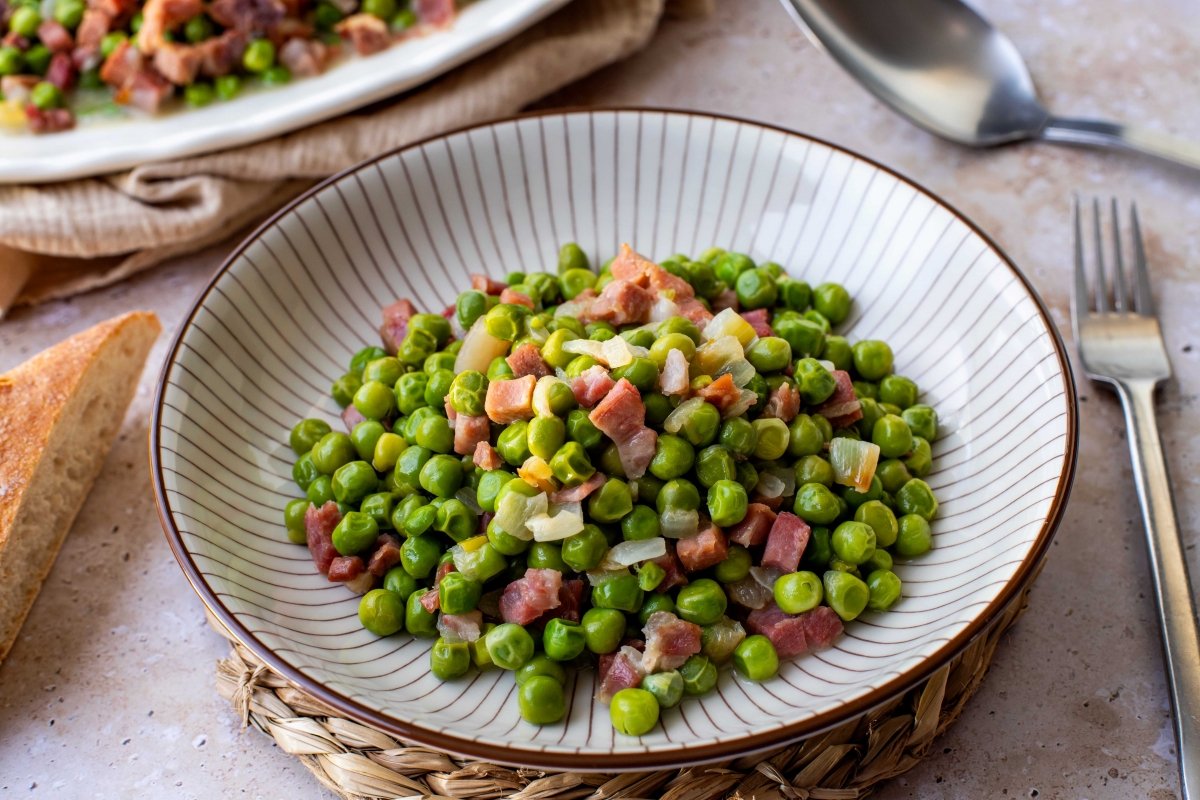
xmin=1073 ymin=196 xmax=1154 ymax=317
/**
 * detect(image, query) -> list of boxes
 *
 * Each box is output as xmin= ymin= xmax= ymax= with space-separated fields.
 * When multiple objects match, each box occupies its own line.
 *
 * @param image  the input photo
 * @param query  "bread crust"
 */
xmin=0 ymin=310 xmax=161 ymax=661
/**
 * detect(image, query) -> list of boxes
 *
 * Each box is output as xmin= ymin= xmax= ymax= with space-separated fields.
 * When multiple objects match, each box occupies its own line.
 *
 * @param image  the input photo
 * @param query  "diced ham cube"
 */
xmin=1 ymin=76 xmax=36 ymax=105
xmin=473 ymin=440 xmax=503 ymax=471
xmin=594 ymin=645 xmax=645 ymax=704
xmin=379 ymin=298 xmax=416 ymax=354
xmin=453 ymin=414 xmax=491 ymax=456
xmin=741 ymin=308 xmax=772 ymax=338
xmin=761 ymin=512 xmax=811 ymax=574
xmin=198 ymin=29 xmax=247 ymax=77
xmin=728 ymin=502 xmax=777 ymax=547
xmin=815 ymin=370 xmax=863 ymax=428
xmin=46 ymin=52 xmax=77 ymax=90
xmin=675 ymin=296 xmax=713 ymax=326
xmin=746 ymin=603 xmax=844 ymax=658
xmin=118 ymin=67 xmax=173 ymax=112
xmin=752 ymin=492 xmax=785 ymax=512
xmin=38 ymin=20 xmax=73 ymax=52
xmin=340 ymin=403 xmax=366 ymax=432
xmin=505 ymin=342 xmax=551 ymax=379
xmin=534 ymin=578 xmax=584 ymax=626
xmin=582 ymin=278 xmax=654 ymax=326
xmin=589 ymin=378 xmax=657 ymax=479
xmin=484 ymin=375 xmax=536 ymax=423
xmin=499 ymin=568 xmax=563 ymax=625
xmin=74 ymin=10 xmax=111 ymax=55
xmin=696 ymin=374 xmax=742 ymax=416
xmin=801 ymin=605 xmax=845 ymax=648
xmin=208 ymin=0 xmax=285 ymax=33
xmin=570 ymin=365 xmax=615 ymax=408
xmin=471 ymin=273 xmax=508 ymax=295
xmin=304 ymin=501 xmax=341 ymax=575
xmin=554 ymin=288 xmax=596 ymax=320
xmin=660 ymin=348 xmax=689 ymax=396
xmin=675 ymin=523 xmax=728 ymax=573
xmin=367 ymin=535 xmax=402 ymax=577
xmin=418 ymin=588 xmax=439 ymax=613
xmin=499 ymin=287 xmax=534 ymax=309
xmin=762 ymin=381 xmax=801 ymax=422
xmin=608 ymin=244 xmax=694 ymax=299
xmin=651 ymin=544 xmax=689 ymax=591
xmin=137 ymin=0 xmax=202 ymax=52
xmin=99 ymin=40 xmax=142 ymax=87
xmin=438 ymin=610 xmax=483 ymax=642
xmin=549 ymin=471 xmax=605 ymax=504
xmin=327 ymin=555 xmax=365 ymax=582
xmin=712 ymin=288 xmax=738 ymax=313
xmin=336 ymin=12 xmax=390 ymax=54
xmin=278 ymin=36 xmax=329 ymax=77
xmin=641 ymin=611 xmax=702 ymax=672
xmin=25 ymin=104 xmax=74 ymax=133
xmin=416 ymin=0 xmax=455 ymax=25
xmin=152 ymin=41 xmax=202 ymax=84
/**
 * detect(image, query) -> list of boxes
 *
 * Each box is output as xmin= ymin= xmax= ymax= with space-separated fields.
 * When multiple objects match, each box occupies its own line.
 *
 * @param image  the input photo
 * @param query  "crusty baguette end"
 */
xmin=0 ymin=310 xmax=161 ymax=663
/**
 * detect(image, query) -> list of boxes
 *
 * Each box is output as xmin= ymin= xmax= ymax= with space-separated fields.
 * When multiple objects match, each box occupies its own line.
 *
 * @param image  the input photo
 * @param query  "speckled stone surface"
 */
xmin=2 ymin=0 xmax=1199 ymax=797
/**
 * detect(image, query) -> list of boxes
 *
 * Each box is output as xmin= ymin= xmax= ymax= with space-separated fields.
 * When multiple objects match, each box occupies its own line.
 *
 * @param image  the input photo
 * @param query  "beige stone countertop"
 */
xmin=3 ymin=0 xmax=1200 ymax=797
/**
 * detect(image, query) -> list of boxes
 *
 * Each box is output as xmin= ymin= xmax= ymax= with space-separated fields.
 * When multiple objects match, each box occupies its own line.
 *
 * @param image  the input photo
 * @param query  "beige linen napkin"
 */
xmin=1 ymin=0 xmax=713 ymax=314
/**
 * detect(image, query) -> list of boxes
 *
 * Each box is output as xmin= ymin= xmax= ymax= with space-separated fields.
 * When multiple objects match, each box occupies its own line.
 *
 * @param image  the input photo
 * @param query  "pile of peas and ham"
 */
xmin=284 ymin=243 xmax=940 ymax=737
xmin=0 ymin=0 xmax=453 ymax=133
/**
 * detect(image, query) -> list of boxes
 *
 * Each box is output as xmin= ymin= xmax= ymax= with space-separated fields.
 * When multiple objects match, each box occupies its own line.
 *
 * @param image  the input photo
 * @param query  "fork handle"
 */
xmin=1041 ymin=116 xmax=1200 ymax=174
xmin=1119 ymin=378 xmax=1200 ymax=798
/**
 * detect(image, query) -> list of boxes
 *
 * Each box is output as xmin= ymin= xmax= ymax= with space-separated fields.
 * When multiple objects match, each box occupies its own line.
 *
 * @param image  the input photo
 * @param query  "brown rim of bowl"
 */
xmin=149 ymin=107 xmax=1079 ymax=772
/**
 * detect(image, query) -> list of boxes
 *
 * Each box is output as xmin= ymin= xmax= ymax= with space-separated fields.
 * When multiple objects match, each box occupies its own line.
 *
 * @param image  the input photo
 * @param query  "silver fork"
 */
xmin=1073 ymin=197 xmax=1200 ymax=799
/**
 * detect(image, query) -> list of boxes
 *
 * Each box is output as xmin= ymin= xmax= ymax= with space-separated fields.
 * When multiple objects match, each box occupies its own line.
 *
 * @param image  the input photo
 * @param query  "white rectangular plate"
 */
xmin=0 ymin=0 xmax=570 ymax=183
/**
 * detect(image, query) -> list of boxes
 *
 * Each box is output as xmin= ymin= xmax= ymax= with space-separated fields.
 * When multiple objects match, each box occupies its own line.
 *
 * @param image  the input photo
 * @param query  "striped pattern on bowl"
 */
xmin=152 ymin=110 xmax=1075 ymax=770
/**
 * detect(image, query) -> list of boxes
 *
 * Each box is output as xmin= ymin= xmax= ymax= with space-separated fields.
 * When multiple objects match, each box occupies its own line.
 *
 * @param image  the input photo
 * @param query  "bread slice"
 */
xmin=0 ymin=310 xmax=161 ymax=662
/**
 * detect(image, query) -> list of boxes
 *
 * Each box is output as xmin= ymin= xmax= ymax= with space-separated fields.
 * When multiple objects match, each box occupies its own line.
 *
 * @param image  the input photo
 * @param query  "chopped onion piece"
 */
xmin=727 ymin=576 xmax=773 ymax=610
xmin=663 ymin=397 xmax=705 ymax=434
xmin=533 ymin=375 xmax=571 ymax=418
xmin=437 ymin=613 xmax=483 ymax=643
xmin=764 ymin=466 xmax=796 ymax=497
xmin=702 ymin=307 xmax=757 ymax=346
xmin=600 ymin=537 xmax=667 ymax=570
xmin=529 ymin=500 xmax=584 ymax=542
xmin=494 ymin=491 xmax=547 ymax=541
xmin=561 ymin=336 xmax=648 ymax=368
xmin=750 ymin=565 xmax=784 ymax=591
xmin=660 ymin=508 xmax=699 ymax=539
xmin=699 ymin=616 xmax=746 ymax=663
xmin=830 ymin=437 xmax=881 ymax=493
xmin=756 ymin=471 xmax=785 ymax=500
xmin=717 ymin=356 xmax=756 ymax=388
xmin=455 ymin=486 xmax=482 ymax=515
xmin=649 ymin=295 xmax=681 ymax=323
xmin=695 ymin=335 xmax=744 ymax=377
xmin=818 ymin=359 xmax=837 ymax=372
xmin=721 ymin=387 xmax=758 ymax=419
xmin=586 ymin=567 xmax=630 ymax=586
xmin=454 ymin=317 xmax=510 ymax=374
xmin=344 ymin=572 xmax=375 ymax=595
xmin=519 ymin=455 xmax=558 ymax=493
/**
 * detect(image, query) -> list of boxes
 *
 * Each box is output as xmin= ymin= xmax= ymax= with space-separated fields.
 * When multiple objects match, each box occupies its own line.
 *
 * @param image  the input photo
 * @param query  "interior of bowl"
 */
xmin=153 ymin=109 xmax=1074 ymax=769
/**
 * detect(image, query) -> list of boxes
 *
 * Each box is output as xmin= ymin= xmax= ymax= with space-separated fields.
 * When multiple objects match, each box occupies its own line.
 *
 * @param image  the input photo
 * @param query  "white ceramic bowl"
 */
xmin=152 ymin=109 xmax=1077 ymax=770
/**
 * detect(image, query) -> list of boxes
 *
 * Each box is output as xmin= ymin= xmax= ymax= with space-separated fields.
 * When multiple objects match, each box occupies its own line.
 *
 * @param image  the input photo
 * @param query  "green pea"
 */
xmin=691 ymin=444 xmax=733 ymax=489
xmin=403 ymin=504 xmax=436 ymax=537
xmin=487 ymin=355 xmax=515 ymax=381
xmin=676 ymin=579 xmax=728 ymax=626
xmin=289 ymin=418 xmax=332 ymax=455
xmin=733 ymin=634 xmax=779 ymax=681
xmin=842 ymin=473 xmax=883 ymax=509
xmin=612 ymin=357 xmax=658 ymax=393
xmin=455 ymin=290 xmax=488 ymax=330
xmin=404 ymin=590 xmax=438 ymax=637
xmin=680 ymin=401 xmax=723 ymax=447
xmin=495 ymin=420 xmax=531 ymax=466
xmin=905 ymin=437 xmax=933 ymax=477
xmin=423 ymin=369 xmax=455 ymax=410
xmin=581 ymin=607 xmax=625 ymax=654
xmin=714 ymin=252 xmax=755 ymax=286
xmin=776 ymin=277 xmax=810 ymax=310
xmin=635 ymin=393 xmax=668 ymax=429
xmin=475 ymin=468 xmax=514 ymax=513
xmin=679 ymin=654 xmax=719 ymax=696
xmin=632 ymin=591 xmax=672 ymax=625
xmin=516 ymin=653 xmax=566 ymax=688
xmin=401 ymin=534 xmax=440 ymax=578
xmin=794 ymin=358 xmax=838 ymax=405
xmin=9 ymin=6 xmax=39 ymax=36
xmin=305 ymin=474 xmax=334 ymax=507
xmin=561 ymin=524 xmax=609 ymax=571
xmin=592 ymin=574 xmax=644 ymax=613
xmin=242 ymin=37 xmax=275 ymax=72
xmin=548 ymin=441 xmax=594 ymax=487
xmin=283 ymin=499 xmax=309 ymax=544
xmin=793 ymin=482 xmax=841 ymax=525
xmin=435 ymin=498 xmax=476 ymax=542
xmin=527 ymin=542 xmax=567 ymax=572
xmin=802 ymin=309 xmax=831 ymax=334
xmin=486 ymin=518 xmax=529 ymax=556
xmin=587 ymin=478 xmax=633 ymax=524
xmin=746 ymin=336 xmax=792 ymax=373
xmin=482 ymin=622 xmax=534 ymax=670
xmin=803 ymin=526 xmax=833 ymax=568
xmin=389 ymin=494 xmax=422 ymax=531
xmin=332 ymin=511 xmax=378 ymax=555
xmin=831 ymin=520 xmax=876 ymax=565
xmin=818 ymin=336 xmax=849 ymax=372
xmin=824 ymin=570 xmax=870 ymax=621
xmin=353 ymin=380 xmax=395 ymax=420
xmin=640 ymin=671 xmax=684 ymax=709
xmin=484 ymin=304 xmax=526 ymax=341
xmin=368 ymin=432 xmax=405 ymax=473
xmin=901 ymin=404 xmax=938 ymax=442
xmin=735 ymin=462 xmax=759 ymax=495
xmin=872 ymin=414 xmax=913 ymax=459
xmin=99 ymin=30 xmax=127 ymax=57
xmin=621 ymin=328 xmax=656 ymax=349
xmin=0 ymin=45 xmax=21 ymax=76
xmin=869 ymin=460 xmax=908 ymax=497
xmin=559 ymin=267 xmax=597 ymax=300
xmin=379 ymin=568 xmax=417 ymax=602
xmin=438 ymin=572 xmax=481 ymax=615
xmin=621 ymin=504 xmax=660 ymax=541
xmin=774 ymin=316 xmax=825 ymax=359
xmin=392 ymin=445 xmax=431 ymax=496
xmin=536 ymin=328 xmax=576 ymax=370
xmin=854 ymin=500 xmax=898 ymax=548
xmin=429 ymin=637 xmax=471 ymax=680
xmin=649 ymin=435 xmax=694 ymax=481
xmin=852 ymin=340 xmax=894 ymax=381
xmin=774 ymin=570 xmax=822 ymax=614
xmin=418 ymin=454 xmax=462 ymax=498
xmin=610 ymin=688 xmax=659 ymax=736
xmin=358 ymin=589 xmax=405 ymax=636
xmin=291 ymin=454 xmax=323 ymax=497
xmin=22 ymin=42 xmax=49 ymax=75
xmin=392 ymin=372 xmax=426 ymax=415
xmin=389 ymin=6 xmax=415 ymax=28
xmin=527 ymin=416 xmax=566 ymax=461
xmin=896 ymin=478 xmax=937 ymax=520
xmin=813 ymin=282 xmax=851 ymax=325
xmin=794 ymin=455 xmax=834 ymax=487
xmin=706 ymin=479 xmax=748 ymax=527
xmin=360 ymin=492 xmax=395 ymax=530
xmin=656 ymin=478 xmax=700 ymax=513
xmin=331 ymin=460 xmax=377 ymax=505
xmin=518 ymin=675 xmax=565 ymax=724
xmin=877 ymin=375 xmax=917 ymax=409
xmin=866 ymin=569 xmax=903 ymax=612
xmin=751 ymin=418 xmax=789 ymax=460
xmin=895 ymin=514 xmax=933 ymax=556
xmin=349 ymin=420 xmax=384 ymax=463
xmin=543 ymin=618 xmax=586 ymax=661
xmin=648 ymin=332 xmax=696 ymax=368
xmin=714 ymin=544 xmax=752 ymax=583
xmin=718 ymin=417 xmax=757 ymax=458
xmin=784 ymin=414 xmax=821 ymax=458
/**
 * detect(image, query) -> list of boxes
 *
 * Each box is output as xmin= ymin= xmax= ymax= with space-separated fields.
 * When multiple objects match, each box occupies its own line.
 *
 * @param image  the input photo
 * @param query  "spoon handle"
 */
xmin=1041 ymin=116 xmax=1200 ymax=173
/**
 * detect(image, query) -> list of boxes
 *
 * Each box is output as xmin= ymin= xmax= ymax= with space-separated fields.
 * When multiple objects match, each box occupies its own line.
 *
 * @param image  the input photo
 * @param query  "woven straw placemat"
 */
xmin=210 ymin=576 xmax=1036 ymax=800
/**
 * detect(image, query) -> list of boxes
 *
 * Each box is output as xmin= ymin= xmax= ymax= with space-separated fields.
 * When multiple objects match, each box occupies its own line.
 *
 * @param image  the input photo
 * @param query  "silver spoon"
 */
xmin=780 ymin=0 xmax=1200 ymax=172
